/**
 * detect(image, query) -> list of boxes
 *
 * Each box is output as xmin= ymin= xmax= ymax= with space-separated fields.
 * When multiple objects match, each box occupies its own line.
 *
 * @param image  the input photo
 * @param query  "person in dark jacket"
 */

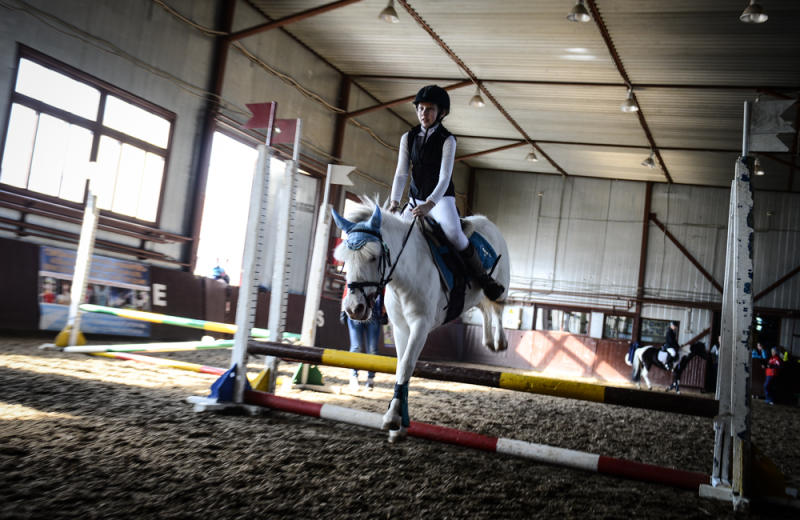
xmin=388 ymin=85 xmax=504 ymax=301
xmin=660 ymin=321 xmax=680 ymax=370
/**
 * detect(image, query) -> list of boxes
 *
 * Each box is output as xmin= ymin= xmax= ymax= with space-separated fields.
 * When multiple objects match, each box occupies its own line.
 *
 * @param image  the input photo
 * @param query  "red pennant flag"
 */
xmin=271 ymin=119 xmax=297 ymax=145
xmin=244 ymin=102 xmax=275 ymax=130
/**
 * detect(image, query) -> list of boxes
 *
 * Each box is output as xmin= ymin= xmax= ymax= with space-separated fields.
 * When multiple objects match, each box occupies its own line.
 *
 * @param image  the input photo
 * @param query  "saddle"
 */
xmin=420 ymin=217 xmax=499 ymax=323
xmin=658 ymin=346 xmax=678 ymax=369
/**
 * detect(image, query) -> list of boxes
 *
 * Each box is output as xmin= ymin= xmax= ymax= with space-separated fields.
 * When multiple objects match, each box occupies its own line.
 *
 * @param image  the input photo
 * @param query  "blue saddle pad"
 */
xmin=426 ymin=231 xmax=498 ymax=293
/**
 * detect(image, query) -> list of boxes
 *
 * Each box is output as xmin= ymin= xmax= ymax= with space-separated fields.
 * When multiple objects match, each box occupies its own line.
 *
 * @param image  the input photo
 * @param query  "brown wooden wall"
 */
xmin=0 ymin=237 xmax=39 ymax=330
xmin=458 ymin=325 xmax=709 ymax=390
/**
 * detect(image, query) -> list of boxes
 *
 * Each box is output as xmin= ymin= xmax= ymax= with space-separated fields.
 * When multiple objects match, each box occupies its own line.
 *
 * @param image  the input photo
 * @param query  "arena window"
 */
xmin=603 ymin=315 xmax=634 ymax=340
xmin=0 ymin=45 xmax=174 ymax=223
xmin=535 ymin=306 xmax=590 ymax=335
xmin=640 ymin=318 xmax=674 ymax=344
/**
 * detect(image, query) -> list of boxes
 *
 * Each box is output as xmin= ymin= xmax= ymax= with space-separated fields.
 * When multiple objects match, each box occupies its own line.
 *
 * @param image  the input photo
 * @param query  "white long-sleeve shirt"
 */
xmin=390 ymin=124 xmax=456 ymax=205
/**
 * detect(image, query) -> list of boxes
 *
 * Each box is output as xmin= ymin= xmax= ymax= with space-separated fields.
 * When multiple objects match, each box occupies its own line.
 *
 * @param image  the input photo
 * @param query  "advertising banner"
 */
xmin=38 ymin=246 xmax=151 ymax=336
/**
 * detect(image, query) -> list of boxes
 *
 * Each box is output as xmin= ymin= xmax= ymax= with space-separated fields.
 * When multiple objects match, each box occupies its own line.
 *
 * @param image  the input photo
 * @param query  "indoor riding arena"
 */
xmin=1 ymin=1 xmax=799 ymax=519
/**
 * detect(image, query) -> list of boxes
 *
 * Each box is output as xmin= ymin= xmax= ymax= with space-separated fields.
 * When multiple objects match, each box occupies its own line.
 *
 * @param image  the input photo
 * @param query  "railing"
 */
xmin=0 ymin=189 xmax=192 ymax=266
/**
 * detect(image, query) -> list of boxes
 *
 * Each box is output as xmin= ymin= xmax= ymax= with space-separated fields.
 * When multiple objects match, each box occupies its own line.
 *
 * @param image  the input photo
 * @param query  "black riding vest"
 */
xmin=407 ymin=124 xmax=456 ymax=201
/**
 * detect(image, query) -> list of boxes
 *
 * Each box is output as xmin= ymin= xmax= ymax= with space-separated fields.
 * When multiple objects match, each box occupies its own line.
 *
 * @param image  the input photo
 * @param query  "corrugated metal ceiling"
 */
xmin=244 ymin=0 xmax=799 ymax=189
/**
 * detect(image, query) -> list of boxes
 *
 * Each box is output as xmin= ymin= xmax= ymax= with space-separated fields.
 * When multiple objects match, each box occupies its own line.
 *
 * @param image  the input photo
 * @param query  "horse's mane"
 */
xmin=334 ymin=195 xmax=387 ymax=265
xmin=344 ymin=195 xmax=400 ymax=224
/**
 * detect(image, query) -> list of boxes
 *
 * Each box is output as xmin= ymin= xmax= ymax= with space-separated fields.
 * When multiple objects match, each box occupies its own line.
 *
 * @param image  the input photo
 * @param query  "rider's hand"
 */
xmin=388 ymin=200 xmax=400 ymax=213
xmin=411 ymin=200 xmax=435 ymax=218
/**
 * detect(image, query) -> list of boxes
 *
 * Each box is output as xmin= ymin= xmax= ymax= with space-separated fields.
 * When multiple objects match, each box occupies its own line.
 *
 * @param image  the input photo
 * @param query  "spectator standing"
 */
xmin=752 ymin=342 xmax=768 ymax=367
xmin=340 ymin=286 xmax=383 ymax=391
xmin=764 ymin=347 xmax=782 ymax=405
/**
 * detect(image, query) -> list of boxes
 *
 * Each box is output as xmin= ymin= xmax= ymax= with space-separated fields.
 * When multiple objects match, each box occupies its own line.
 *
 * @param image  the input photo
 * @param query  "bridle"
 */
xmin=345 ymin=216 xmax=417 ymax=316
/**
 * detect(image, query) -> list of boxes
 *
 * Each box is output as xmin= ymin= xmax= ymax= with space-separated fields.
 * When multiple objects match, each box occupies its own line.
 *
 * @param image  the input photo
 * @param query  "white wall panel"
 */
xmin=474 ymin=170 xmax=799 ymax=324
xmin=779 ymin=319 xmax=799 ymax=356
xmin=752 ymin=191 xmax=800 ymax=309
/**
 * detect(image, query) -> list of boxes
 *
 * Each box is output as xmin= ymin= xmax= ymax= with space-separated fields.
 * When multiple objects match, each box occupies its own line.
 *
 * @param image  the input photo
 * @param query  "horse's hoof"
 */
xmin=382 ymin=402 xmax=401 ymax=431
xmin=382 ymin=415 xmax=400 ymax=431
xmin=388 ymin=427 xmax=407 ymax=443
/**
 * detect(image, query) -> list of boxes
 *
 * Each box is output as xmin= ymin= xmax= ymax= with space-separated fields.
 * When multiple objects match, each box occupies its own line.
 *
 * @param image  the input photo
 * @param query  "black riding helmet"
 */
xmin=413 ymin=85 xmax=450 ymax=119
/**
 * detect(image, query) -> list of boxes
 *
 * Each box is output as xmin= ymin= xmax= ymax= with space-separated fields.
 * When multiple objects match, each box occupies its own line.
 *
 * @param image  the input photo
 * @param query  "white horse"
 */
xmin=333 ymin=198 xmax=510 ymax=441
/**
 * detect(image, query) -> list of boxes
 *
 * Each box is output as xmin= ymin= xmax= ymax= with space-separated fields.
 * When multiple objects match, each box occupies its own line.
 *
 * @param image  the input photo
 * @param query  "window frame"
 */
xmin=0 ymin=44 xmax=176 ymax=225
xmin=602 ymin=314 xmax=635 ymax=340
xmin=640 ymin=317 xmax=675 ymax=344
xmin=535 ymin=304 xmax=591 ymax=335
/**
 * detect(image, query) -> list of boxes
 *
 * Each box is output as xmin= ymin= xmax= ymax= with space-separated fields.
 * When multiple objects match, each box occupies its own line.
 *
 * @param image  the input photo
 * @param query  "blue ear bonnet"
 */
xmin=331 ymin=205 xmax=382 ymax=250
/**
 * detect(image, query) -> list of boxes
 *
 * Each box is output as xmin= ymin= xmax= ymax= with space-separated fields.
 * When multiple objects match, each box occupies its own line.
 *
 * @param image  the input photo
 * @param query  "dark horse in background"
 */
xmin=626 ymin=341 xmax=709 ymax=394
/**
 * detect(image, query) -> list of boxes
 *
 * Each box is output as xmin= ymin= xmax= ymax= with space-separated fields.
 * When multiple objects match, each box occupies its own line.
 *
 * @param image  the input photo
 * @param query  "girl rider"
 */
xmin=388 ymin=85 xmax=504 ymax=301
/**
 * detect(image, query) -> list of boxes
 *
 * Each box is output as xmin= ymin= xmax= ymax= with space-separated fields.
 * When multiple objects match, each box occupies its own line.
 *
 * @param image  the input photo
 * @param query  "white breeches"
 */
xmin=403 ymin=196 xmax=469 ymax=251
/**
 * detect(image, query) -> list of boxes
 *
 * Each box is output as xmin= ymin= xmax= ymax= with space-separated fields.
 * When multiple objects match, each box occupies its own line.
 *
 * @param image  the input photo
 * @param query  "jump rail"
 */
xmin=91 ymin=351 xmax=227 ymax=375
xmin=247 ymin=341 xmax=719 ymax=418
xmin=64 ymin=339 xmax=235 ymax=353
xmin=78 ymin=304 xmax=301 ymax=341
xmin=244 ymin=389 xmax=710 ymax=491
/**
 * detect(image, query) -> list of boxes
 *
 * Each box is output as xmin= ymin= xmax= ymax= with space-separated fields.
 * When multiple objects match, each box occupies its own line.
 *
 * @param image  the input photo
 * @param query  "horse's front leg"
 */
xmin=382 ymin=318 xmax=430 ymax=442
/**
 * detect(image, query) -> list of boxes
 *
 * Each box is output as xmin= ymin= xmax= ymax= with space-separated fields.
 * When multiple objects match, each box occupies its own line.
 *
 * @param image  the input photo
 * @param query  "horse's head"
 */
xmin=333 ymin=203 xmax=386 ymax=322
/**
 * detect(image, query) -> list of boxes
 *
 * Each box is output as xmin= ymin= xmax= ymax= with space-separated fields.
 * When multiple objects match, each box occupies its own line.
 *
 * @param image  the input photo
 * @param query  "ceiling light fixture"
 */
xmin=641 ymin=150 xmax=656 ymax=169
xmin=379 ymin=0 xmax=400 ymax=23
xmin=620 ymin=88 xmax=639 ymax=113
xmin=740 ymin=1 xmax=768 ymax=24
xmin=754 ymin=157 xmax=765 ymax=175
xmin=567 ymin=0 xmax=592 ymax=23
xmin=526 ymin=149 xmax=539 ymax=162
xmin=469 ymin=85 xmax=486 ymax=108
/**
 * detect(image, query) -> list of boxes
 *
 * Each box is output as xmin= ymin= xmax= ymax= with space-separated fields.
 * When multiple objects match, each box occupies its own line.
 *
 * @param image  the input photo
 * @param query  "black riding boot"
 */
xmin=460 ymin=242 xmax=505 ymax=301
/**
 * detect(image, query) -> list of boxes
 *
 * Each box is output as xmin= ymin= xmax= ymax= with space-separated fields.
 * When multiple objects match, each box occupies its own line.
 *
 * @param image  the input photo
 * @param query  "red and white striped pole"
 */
xmin=244 ymin=390 xmax=709 ymax=491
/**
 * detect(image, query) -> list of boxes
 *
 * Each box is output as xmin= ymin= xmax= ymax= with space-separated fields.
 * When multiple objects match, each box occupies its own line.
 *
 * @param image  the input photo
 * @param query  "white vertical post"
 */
xmin=729 ymin=157 xmax=754 ymax=503
xmin=713 ymin=193 xmax=735 ymax=487
xmin=65 ymin=187 xmax=99 ymax=346
xmin=705 ymin=102 xmax=754 ymax=509
xmin=264 ymin=119 xmax=302 ymax=391
xmin=300 ymin=167 xmax=334 ymax=349
xmin=230 ymin=144 xmax=271 ymax=403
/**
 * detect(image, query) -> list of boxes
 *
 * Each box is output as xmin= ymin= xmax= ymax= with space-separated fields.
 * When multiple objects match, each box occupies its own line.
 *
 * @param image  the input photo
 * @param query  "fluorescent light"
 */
xmin=560 ymin=54 xmax=597 ymax=61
